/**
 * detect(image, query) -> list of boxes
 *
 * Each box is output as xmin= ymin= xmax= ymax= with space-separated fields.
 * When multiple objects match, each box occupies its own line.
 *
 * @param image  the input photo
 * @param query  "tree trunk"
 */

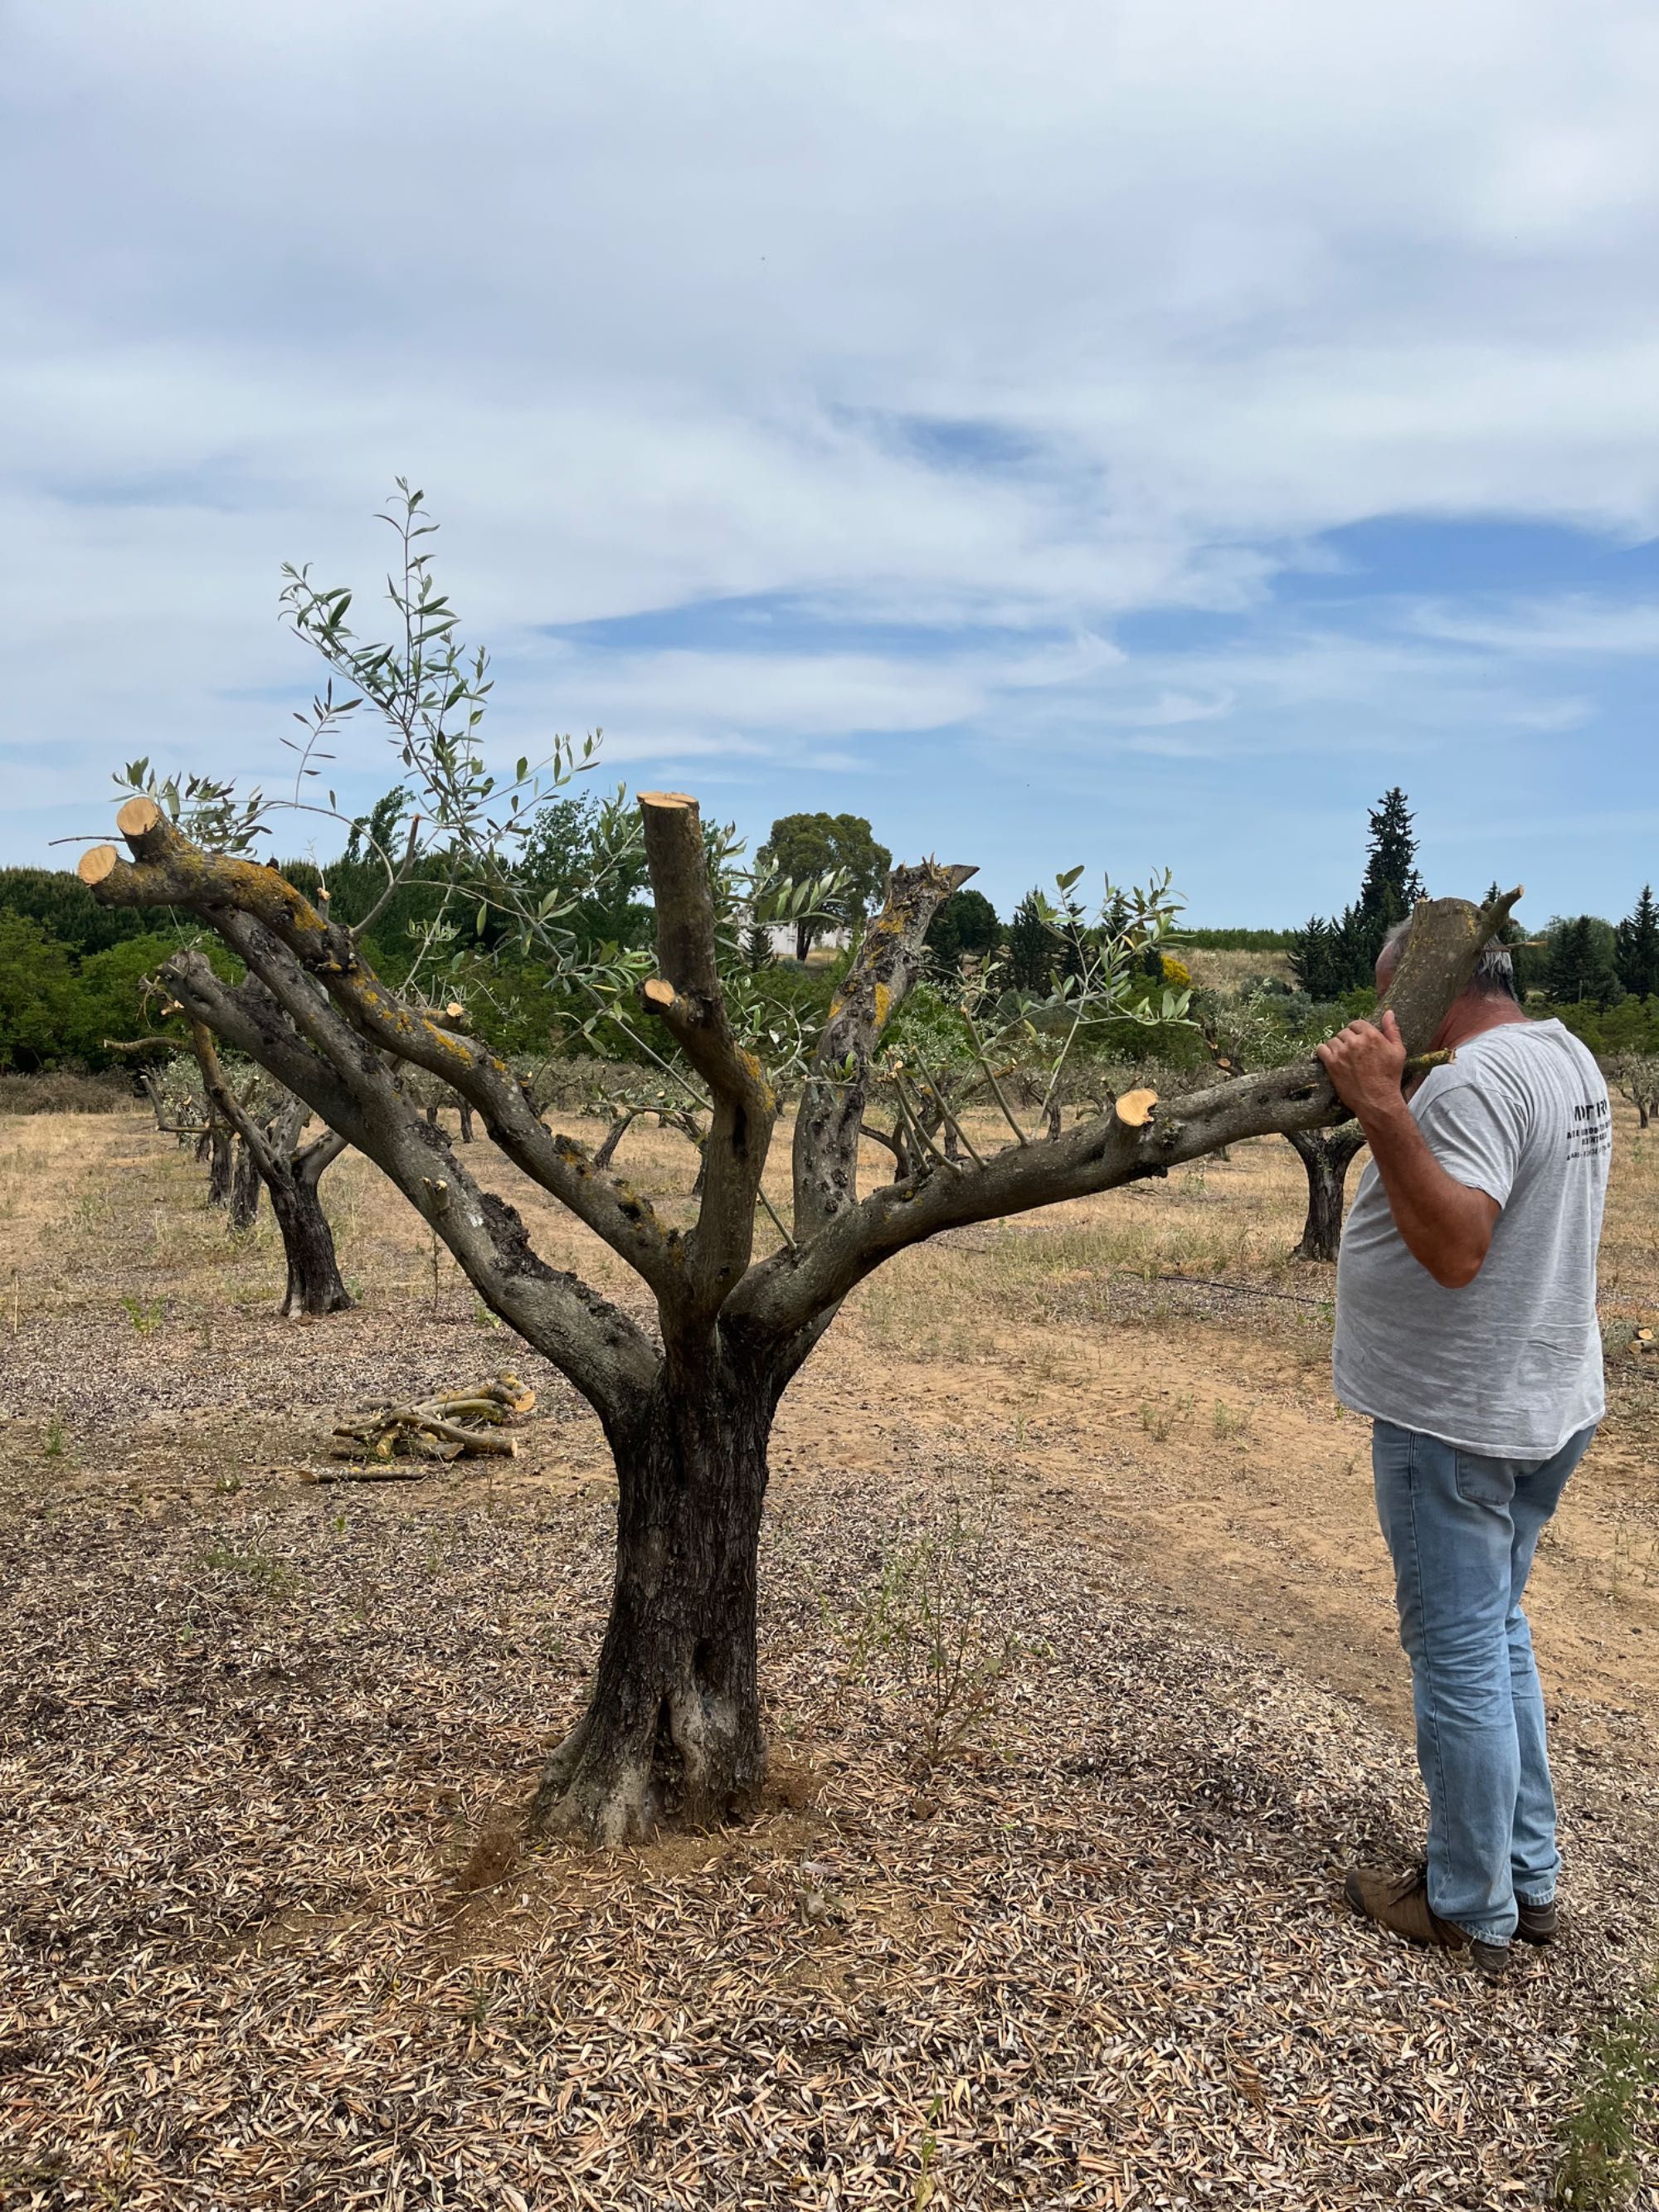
xmin=458 ymin=1098 xmax=474 ymax=1144
xmin=794 ymin=916 xmax=812 ymax=964
xmin=1285 ymin=1125 xmax=1369 ymax=1262
xmin=594 ymin=1110 xmax=638 ymax=1171
xmin=230 ymin=1137 xmax=262 ymax=1232
xmin=532 ymin=1353 xmax=775 ymax=1845
xmin=206 ymin=1123 xmax=233 ymax=1207
xmin=269 ymin=1159 xmax=353 ymax=1318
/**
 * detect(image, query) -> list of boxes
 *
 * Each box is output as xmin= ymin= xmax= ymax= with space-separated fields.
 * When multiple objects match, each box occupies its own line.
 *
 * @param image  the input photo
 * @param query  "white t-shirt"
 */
xmin=1333 ymin=1019 xmax=1609 ymax=1460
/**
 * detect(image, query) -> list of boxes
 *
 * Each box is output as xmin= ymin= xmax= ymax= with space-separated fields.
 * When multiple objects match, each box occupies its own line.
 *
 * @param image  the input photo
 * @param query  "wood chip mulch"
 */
xmin=2 ymin=1450 xmax=1656 ymax=2210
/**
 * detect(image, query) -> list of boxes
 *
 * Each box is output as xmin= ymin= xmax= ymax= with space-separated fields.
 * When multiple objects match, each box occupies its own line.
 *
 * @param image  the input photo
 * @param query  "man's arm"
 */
xmin=1316 ymin=1012 xmax=1499 ymax=1289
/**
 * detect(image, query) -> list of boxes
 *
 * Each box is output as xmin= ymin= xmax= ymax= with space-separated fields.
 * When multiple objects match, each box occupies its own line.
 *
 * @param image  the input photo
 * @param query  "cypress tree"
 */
xmin=1546 ymin=915 xmax=1623 ymax=1008
xmin=1006 ymin=892 xmax=1054 ymax=993
xmin=1615 ymin=884 xmax=1659 ymax=999
xmin=1290 ymin=790 xmax=1427 ymax=994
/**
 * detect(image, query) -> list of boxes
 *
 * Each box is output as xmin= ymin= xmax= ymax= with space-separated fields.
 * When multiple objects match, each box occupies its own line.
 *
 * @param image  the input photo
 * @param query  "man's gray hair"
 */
xmin=1381 ymin=917 xmax=1519 ymax=1002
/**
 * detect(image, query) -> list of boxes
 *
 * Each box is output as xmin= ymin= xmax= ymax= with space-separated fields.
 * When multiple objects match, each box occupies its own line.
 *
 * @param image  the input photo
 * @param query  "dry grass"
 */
xmin=0 ymin=1070 xmax=132 ymax=1116
xmin=1179 ymin=946 xmax=1295 ymax=993
xmin=1 ymin=1105 xmax=1657 ymax=2208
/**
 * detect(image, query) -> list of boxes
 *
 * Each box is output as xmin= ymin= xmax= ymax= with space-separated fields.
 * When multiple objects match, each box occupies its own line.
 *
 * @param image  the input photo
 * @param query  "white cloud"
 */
xmin=2 ymin=0 xmax=1658 ymax=888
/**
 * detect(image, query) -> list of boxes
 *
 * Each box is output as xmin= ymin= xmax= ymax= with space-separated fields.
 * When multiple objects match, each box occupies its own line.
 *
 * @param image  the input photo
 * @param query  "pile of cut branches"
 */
xmin=307 ymin=1372 xmax=538 ymax=1481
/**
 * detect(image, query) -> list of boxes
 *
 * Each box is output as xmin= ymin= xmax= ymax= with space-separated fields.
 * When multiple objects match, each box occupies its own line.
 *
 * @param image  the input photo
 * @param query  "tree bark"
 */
xmin=230 ymin=1136 xmax=263 ymax=1232
xmin=207 ymin=1121 xmax=233 ymax=1207
xmin=532 ymin=1349 xmax=776 ymax=1844
xmin=1284 ymin=1125 xmax=1369 ymax=1263
xmin=458 ymin=1097 xmax=474 ymax=1145
xmin=593 ymin=1109 xmax=639 ymax=1172
xmin=269 ymin=1154 xmax=353 ymax=1318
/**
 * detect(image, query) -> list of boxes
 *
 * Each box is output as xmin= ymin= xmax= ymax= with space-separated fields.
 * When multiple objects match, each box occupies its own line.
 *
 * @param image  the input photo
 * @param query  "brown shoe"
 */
xmin=1343 ymin=1863 xmax=1511 ymax=1977
xmin=1515 ymin=1896 xmax=1558 ymax=1945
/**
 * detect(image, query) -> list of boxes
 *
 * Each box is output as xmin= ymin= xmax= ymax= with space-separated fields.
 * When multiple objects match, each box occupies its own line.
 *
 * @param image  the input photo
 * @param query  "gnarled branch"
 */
xmin=83 ymin=800 xmax=684 ymax=1305
xmin=791 ymin=860 xmax=975 ymax=1238
xmin=638 ymin=793 xmax=777 ymax=1320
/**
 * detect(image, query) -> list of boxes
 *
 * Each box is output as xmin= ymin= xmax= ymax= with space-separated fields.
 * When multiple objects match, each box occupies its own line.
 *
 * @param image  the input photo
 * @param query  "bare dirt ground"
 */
xmin=1 ymin=1106 xmax=1656 ymax=2210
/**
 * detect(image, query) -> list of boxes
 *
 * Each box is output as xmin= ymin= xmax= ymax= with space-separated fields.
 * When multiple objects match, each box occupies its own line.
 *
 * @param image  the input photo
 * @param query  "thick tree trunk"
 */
xmin=532 ymin=1353 xmax=776 ymax=1844
xmin=269 ymin=1164 xmax=353 ymax=1318
xmin=230 ymin=1137 xmax=262 ymax=1232
xmin=1285 ymin=1125 xmax=1369 ymax=1263
xmin=206 ymin=1124 xmax=234 ymax=1207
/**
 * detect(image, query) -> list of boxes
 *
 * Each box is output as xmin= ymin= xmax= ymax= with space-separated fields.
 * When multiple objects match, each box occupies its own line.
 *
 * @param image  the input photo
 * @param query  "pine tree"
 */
xmin=1359 ymin=787 xmax=1426 ymax=925
xmin=1615 ymin=885 xmax=1659 ymax=1000
xmin=1291 ymin=790 xmax=1427 ymax=996
xmin=1006 ymin=891 xmax=1055 ymax=993
xmin=1546 ymin=915 xmax=1623 ymax=1008
xmin=1290 ymin=915 xmax=1344 ymax=1000
xmin=1345 ymin=787 xmax=1426 ymax=976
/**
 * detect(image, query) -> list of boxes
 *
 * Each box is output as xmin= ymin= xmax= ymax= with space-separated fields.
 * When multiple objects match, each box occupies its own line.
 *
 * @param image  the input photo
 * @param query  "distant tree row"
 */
xmin=5 ymin=781 xmax=1654 ymax=1074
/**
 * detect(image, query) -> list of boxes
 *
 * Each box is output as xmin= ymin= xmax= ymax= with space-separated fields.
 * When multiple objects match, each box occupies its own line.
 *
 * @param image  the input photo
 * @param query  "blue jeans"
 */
xmin=1370 ymin=1419 xmax=1595 ymax=1946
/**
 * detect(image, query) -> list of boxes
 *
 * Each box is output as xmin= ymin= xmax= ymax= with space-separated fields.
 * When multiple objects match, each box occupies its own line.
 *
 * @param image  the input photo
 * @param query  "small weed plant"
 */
xmin=830 ymin=1488 xmax=1024 ymax=1767
xmin=1554 ymin=1981 xmax=1658 ymax=2208
xmin=200 ymin=1544 xmax=297 ymax=1597
xmin=119 ymin=1295 xmax=166 ymax=1336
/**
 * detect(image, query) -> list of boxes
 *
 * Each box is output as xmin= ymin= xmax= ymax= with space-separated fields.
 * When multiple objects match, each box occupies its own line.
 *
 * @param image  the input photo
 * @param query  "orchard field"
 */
xmin=2 ymin=1092 xmax=1656 ymax=2210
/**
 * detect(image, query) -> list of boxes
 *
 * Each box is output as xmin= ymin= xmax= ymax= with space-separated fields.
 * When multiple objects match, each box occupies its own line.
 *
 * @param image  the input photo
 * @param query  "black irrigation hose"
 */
xmin=1129 ymin=1270 xmax=1335 ymax=1310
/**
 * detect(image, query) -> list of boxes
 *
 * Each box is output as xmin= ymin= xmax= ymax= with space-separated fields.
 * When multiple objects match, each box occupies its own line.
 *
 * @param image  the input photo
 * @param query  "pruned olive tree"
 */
xmin=1283 ymin=1124 xmax=1370 ymax=1263
xmin=1609 ymin=1052 xmax=1658 ymax=1132
xmin=186 ymin=1023 xmax=353 ymax=1315
xmin=81 ymin=793 xmax=1515 ymax=1839
xmin=75 ymin=490 xmax=1518 ymax=1844
xmin=112 ymin=1020 xmax=353 ymax=1314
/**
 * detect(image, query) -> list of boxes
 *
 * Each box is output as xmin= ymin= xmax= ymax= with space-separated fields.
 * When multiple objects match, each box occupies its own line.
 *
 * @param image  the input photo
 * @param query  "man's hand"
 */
xmin=1316 ymin=1009 xmax=1408 ymax=1123
xmin=1316 ymin=1008 xmax=1498 ymax=1288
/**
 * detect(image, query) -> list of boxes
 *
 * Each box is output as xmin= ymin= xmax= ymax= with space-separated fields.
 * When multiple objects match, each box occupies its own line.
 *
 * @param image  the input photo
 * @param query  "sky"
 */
xmin=3 ymin=0 xmax=1658 ymax=927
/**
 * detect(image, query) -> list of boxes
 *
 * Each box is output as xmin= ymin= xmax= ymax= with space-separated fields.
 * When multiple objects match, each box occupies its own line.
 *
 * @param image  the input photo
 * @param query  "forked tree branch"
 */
xmin=84 ymin=809 xmax=660 ymax=1432
xmin=791 ymin=860 xmax=975 ymax=1238
xmin=83 ymin=800 xmax=684 ymax=1304
xmin=158 ymin=948 xmax=657 ymax=1431
xmin=638 ymin=793 xmax=777 ymax=1319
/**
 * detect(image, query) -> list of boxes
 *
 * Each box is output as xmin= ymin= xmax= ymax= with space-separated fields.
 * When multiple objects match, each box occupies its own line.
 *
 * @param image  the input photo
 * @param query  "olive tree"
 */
xmin=75 ymin=494 xmax=1517 ymax=1844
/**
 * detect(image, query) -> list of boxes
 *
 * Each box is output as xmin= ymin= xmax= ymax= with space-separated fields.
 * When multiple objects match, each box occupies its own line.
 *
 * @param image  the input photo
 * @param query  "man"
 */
xmin=1316 ymin=921 xmax=1610 ymax=1977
